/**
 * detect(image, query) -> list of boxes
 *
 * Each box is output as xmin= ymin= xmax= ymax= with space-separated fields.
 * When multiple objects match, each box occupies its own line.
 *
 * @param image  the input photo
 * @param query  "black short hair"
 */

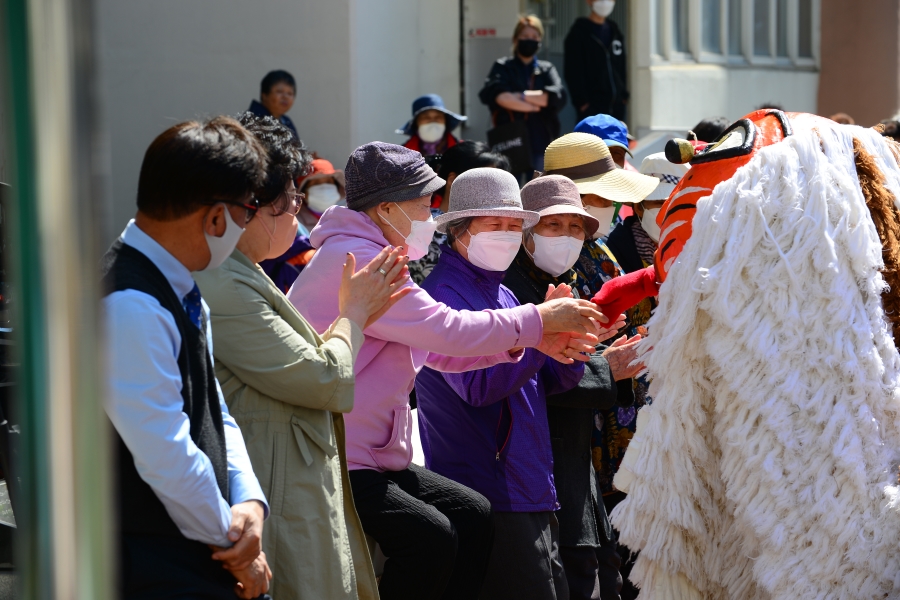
xmin=437 ymin=141 xmax=511 ymax=180
xmin=756 ymin=102 xmax=785 ymax=112
xmin=237 ymin=112 xmax=312 ymax=207
xmin=136 ymin=116 xmax=268 ymax=221
xmin=260 ymin=70 xmax=296 ymax=96
xmin=690 ymin=117 xmax=730 ymax=143
xmin=879 ymin=119 xmax=900 ymax=142
xmin=432 ymin=141 xmax=510 ymax=199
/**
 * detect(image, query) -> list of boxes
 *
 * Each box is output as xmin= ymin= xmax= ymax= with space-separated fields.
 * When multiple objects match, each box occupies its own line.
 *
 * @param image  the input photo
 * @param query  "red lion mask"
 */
xmin=592 ymin=110 xmax=836 ymax=321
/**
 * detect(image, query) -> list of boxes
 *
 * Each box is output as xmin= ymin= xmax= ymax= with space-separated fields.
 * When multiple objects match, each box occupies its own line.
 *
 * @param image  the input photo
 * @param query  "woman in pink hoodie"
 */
xmin=288 ymin=142 xmax=611 ymax=600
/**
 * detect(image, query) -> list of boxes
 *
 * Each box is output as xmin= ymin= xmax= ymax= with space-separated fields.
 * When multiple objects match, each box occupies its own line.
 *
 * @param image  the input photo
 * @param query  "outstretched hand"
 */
xmin=545 ymin=283 xmax=574 ymax=302
xmin=338 ymin=246 xmax=413 ymax=330
xmin=602 ymin=333 xmax=644 ymax=380
xmin=537 ymin=331 xmax=600 ymax=364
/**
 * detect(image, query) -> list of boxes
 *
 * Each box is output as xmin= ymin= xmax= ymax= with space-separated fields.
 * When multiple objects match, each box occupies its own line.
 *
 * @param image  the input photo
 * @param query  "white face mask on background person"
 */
xmin=460 ymin=230 xmax=522 ymax=272
xmin=417 ymin=122 xmax=446 ymax=144
xmin=640 ymin=207 xmax=662 ymax=243
xmin=379 ymin=204 xmax=437 ymax=261
xmin=202 ymin=204 xmax=245 ymax=271
xmin=305 ymin=183 xmax=342 ymax=213
xmin=592 ymin=0 xmax=616 ymax=18
xmin=583 ymin=205 xmax=616 ymax=239
xmin=529 ymin=233 xmax=584 ymax=277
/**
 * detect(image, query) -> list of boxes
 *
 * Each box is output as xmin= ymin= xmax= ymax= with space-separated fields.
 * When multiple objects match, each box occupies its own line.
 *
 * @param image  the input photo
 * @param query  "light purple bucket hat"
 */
xmin=434 ymin=167 xmax=540 ymax=233
xmin=520 ymin=175 xmax=601 ymax=238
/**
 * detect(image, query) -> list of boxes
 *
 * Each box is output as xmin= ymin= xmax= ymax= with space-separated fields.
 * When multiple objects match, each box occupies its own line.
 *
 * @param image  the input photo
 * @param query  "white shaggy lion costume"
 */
xmin=611 ymin=125 xmax=900 ymax=599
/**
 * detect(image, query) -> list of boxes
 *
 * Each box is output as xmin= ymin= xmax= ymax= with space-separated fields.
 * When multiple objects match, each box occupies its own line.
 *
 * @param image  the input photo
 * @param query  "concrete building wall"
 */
xmin=817 ymin=0 xmax=900 ymax=126
xmin=96 ymin=0 xmax=459 ymax=233
xmin=629 ymin=0 xmax=820 ymax=137
xmin=350 ymin=1 xmax=461 ymax=149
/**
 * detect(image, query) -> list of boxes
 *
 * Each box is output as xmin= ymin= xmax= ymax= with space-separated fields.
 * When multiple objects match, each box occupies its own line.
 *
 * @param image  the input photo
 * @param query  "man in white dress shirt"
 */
xmin=102 ymin=117 xmax=273 ymax=599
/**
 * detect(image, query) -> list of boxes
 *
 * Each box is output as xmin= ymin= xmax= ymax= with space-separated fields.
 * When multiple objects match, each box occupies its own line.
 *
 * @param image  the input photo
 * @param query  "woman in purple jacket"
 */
xmin=415 ymin=168 xmax=624 ymax=600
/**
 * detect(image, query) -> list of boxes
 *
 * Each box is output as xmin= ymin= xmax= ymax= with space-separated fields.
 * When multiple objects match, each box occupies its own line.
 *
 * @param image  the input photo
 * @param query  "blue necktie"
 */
xmin=183 ymin=284 xmax=204 ymax=331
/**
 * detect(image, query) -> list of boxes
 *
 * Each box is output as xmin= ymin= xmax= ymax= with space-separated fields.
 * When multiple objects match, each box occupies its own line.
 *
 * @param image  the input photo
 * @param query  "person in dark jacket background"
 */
xmin=479 ymin=15 xmax=567 ymax=175
xmin=564 ymin=1 xmax=629 ymax=122
xmin=247 ymin=70 xmax=299 ymax=139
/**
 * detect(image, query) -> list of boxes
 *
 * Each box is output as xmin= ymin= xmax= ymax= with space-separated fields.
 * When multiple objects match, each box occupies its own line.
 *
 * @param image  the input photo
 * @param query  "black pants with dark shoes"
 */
xmin=604 ymin=491 xmax=639 ymax=600
xmin=560 ymin=545 xmax=624 ymax=600
xmin=121 ymin=534 xmax=271 ymax=600
xmin=349 ymin=464 xmax=494 ymax=600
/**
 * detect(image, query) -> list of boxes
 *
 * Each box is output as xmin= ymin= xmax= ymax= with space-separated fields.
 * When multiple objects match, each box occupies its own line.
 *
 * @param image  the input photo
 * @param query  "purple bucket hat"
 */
xmin=344 ymin=142 xmax=445 ymax=211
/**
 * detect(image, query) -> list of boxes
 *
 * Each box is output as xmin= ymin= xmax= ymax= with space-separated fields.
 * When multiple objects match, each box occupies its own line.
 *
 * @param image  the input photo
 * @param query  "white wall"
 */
xmin=97 ymin=0 xmax=459 ymax=234
xmin=350 ymin=0 xmax=461 ymax=149
xmin=628 ymin=0 xmax=820 ymax=137
xmin=634 ymin=64 xmax=818 ymax=134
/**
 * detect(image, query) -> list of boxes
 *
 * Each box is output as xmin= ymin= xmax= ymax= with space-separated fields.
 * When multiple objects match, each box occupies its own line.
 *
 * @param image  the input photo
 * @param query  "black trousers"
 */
xmin=480 ymin=511 xmax=568 ymax=600
xmin=560 ymin=545 xmax=623 ymax=600
xmin=604 ymin=492 xmax=638 ymax=600
xmin=349 ymin=464 xmax=494 ymax=600
xmin=121 ymin=534 xmax=271 ymax=600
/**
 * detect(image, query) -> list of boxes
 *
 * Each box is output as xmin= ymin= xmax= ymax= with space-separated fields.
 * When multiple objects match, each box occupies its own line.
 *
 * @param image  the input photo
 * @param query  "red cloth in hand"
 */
xmin=591 ymin=266 xmax=660 ymax=325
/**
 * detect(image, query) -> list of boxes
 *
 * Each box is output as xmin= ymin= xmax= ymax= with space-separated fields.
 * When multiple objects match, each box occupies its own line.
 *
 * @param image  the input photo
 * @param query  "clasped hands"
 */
xmin=537 ymin=283 xmax=625 ymax=365
xmin=209 ymin=500 xmax=271 ymax=599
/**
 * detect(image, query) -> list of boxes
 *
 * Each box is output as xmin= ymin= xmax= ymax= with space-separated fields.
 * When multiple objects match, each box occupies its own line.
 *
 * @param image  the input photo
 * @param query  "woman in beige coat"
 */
xmin=195 ymin=113 xmax=409 ymax=599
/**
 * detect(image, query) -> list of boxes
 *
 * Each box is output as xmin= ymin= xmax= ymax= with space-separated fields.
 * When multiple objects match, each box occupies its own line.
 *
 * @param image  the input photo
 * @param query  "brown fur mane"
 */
xmin=854 ymin=136 xmax=900 ymax=347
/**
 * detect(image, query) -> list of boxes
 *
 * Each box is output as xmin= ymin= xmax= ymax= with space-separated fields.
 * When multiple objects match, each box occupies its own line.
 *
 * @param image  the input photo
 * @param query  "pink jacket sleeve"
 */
xmin=365 ymin=284 xmax=543 ymax=357
xmin=425 ymin=348 xmax=526 ymax=374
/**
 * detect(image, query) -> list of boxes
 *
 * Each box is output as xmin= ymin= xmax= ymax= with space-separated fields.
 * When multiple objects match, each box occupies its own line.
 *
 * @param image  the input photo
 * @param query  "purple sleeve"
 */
xmin=428 ymin=282 xmax=549 ymax=407
xmin=441 ymin=348 xmax=547 ymax=407
xmin=540 ymin=357 xmax=585 ymax=396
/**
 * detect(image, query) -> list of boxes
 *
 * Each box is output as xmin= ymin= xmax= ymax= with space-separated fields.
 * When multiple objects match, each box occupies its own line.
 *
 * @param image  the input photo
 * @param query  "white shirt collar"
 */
xmin=120 ymin=219 xmax=196 ymax=300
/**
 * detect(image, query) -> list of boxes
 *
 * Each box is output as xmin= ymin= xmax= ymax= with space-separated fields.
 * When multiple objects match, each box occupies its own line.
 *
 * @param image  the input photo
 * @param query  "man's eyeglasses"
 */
xmin=272 ymin=191 xmax=304 ymax=217
xmin=240 ymin=196 xmax=261 ymax=224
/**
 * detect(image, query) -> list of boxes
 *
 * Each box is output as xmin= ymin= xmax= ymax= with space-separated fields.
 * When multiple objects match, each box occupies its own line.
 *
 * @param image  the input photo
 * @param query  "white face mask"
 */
xmin=417 ymin=122 xmax=446 ymax=144
xmin=529 ymin=233 xmax=584 ymax=277
xmin=379 ymin=204 xmax=437 ymax=261
xmin=202 ymin=204 xmax=245 ymax=271
xmin=305 ymin=183 xmax=342 ymax=214
xmin=460 ymin=230 xmax=522 ymax=272
xmin=583 ymin=205 xmax=616 ymax=239
xmin=640 ymin=207 xmax=662 ymax=243
xmin=592 ymin=0 xmax=615 ymax=18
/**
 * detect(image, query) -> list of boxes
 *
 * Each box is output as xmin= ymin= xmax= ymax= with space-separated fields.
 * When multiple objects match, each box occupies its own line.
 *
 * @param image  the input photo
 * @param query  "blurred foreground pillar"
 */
xmin=0 ymin=0 xmax=113 ymax=598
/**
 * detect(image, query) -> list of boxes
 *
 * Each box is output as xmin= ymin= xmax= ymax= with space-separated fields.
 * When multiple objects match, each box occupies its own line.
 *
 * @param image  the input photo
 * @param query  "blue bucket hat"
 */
xmin=574 ymin=114 xmax=633 ymax=157
xmin=396 ymin=94 xmax=467 ymax=136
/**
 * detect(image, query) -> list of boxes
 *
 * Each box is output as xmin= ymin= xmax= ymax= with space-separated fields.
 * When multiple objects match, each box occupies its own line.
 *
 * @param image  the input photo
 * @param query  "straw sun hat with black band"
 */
xmin=543 ymin=132 xmax=659 ymax=203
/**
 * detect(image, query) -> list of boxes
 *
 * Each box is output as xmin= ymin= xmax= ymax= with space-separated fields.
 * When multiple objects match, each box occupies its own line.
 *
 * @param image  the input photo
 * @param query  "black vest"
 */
xmin=101 ymin=240 xmax=228 ymax=537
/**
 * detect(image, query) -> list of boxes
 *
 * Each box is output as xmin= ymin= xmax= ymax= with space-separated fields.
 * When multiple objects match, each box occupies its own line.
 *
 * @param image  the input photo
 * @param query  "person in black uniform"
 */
xmin=564 ymin=1 xmax=629 ymax=123
xmin=479 ymin=14 xmax=567 ymax=176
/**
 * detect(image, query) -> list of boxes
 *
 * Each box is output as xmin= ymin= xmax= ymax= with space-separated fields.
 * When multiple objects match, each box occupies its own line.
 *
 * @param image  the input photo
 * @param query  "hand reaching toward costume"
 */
xmin=596 ymin=313 xmax=627 ymax=343
xmin=590 ymin=266 xmax=660 ymax=329
xmin=537 ymin=331 xmax=599 ymax=364
xmin=338 ymin=246 xmax=412 ymax=330
xmin=602 ymin=334 xmax=644 ymax=380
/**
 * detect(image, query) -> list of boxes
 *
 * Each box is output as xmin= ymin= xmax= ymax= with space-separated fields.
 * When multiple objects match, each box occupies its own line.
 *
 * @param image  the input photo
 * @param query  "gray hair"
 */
xmin=445 ymin=217 xmax=475 ymax=246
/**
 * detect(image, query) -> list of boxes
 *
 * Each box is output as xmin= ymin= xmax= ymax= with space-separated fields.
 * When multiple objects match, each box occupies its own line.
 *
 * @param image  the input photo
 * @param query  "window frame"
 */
xmin=650 ymin=0 xmax=820 ymax=70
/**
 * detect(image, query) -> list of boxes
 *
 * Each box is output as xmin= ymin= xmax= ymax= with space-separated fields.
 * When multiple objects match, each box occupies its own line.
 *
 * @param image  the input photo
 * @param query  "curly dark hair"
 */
xmin=237 ymin=111 xmax=312 ymax=207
